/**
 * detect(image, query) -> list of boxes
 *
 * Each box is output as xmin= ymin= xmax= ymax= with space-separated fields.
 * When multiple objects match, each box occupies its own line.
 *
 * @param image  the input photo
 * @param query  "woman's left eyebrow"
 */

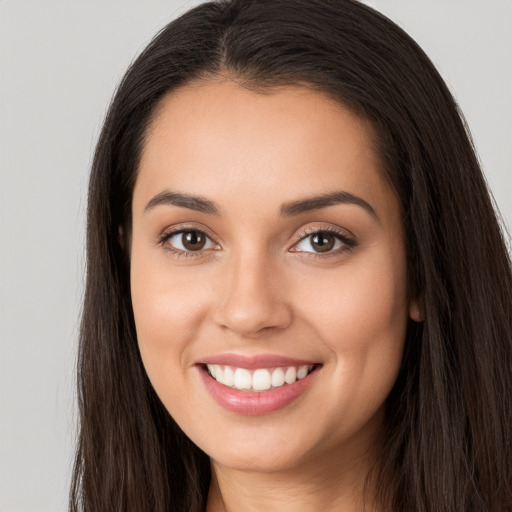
xmin=280 ymin=191 xmax=378 ymax=220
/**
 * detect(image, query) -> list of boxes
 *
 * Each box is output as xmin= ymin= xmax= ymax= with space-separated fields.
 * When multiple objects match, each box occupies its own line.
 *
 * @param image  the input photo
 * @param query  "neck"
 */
xmin=206 ymin=437 xmax=387 ymax=512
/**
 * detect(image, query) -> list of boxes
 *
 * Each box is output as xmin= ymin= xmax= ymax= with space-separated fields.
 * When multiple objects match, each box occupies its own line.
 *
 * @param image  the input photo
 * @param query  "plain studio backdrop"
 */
xmin=0 ymin=1 xmax=510 ymax=510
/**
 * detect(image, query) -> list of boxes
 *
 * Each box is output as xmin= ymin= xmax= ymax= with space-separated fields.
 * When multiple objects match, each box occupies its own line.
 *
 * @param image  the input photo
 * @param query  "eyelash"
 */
xmin=291 ymin=226 xmax=356 ymax=258
xmin=157 ymin=227 xmax=219 ymax=259
xmin=157 ymin=225 xmax=356 ymax=258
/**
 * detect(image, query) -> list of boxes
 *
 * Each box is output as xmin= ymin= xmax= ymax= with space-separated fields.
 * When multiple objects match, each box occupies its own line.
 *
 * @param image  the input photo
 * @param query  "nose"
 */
xmin=212 ymin=252 xmax=293 ymax=339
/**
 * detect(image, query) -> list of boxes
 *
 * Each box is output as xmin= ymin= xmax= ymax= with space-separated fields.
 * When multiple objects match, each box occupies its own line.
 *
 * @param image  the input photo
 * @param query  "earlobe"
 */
xmin=408 ymin=299 xmax=424 ymax=322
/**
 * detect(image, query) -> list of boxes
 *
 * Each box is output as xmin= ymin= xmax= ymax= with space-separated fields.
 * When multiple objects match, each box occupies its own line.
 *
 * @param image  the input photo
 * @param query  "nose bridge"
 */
xmin=214 ymin=244 xmax=292 ymax=337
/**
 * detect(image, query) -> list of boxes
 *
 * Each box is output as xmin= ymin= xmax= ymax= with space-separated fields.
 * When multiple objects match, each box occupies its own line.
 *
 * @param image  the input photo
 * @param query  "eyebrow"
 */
xmin=144 ymin=189 xmax=377 ymax=219
xmin=144 ymin=191 xmax=221 ymax=215
xmin=280 ymin=191 xmax=378 ymax=219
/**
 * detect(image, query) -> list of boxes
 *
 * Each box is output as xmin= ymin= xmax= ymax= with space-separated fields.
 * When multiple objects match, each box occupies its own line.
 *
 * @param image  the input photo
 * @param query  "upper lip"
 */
xmin=198 ymin=353 xmax=319 ymax=369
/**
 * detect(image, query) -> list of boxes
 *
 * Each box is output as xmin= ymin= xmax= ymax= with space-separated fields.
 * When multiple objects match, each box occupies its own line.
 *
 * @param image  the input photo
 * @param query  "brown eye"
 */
xmin=163 ymin=229 xmax=217 ymax=253
xmin=291 ymin=229 xmax=354 ymax=255
xmin=182 ymin=231 xmax=206 ymax=251
xmin=310 ymin=232 xmax=336 ymax=252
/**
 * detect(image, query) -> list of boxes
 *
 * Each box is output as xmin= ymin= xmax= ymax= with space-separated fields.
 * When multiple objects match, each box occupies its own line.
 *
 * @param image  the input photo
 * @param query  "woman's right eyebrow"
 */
xmin=144 ymin=190 xmax=221 ymax=215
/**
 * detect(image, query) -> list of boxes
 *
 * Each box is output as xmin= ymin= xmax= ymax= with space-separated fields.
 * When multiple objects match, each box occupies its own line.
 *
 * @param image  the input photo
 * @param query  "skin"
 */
xmin=130 ymin=79 xmax=417 ymax=511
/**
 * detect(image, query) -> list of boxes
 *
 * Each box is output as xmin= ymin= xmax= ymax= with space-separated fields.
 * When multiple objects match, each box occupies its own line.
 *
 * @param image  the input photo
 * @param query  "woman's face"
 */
xmin=130 ymin=80 xmax=413 ymax=473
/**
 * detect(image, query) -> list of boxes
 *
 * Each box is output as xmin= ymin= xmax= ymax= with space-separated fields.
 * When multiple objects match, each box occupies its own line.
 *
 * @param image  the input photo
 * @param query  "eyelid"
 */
xmin=158 ymin=222 xmax=219 ymax=242
xmin=157 ymin=224 xmax=221 ymax=256
xmin=156 ymin=222 xmax=356 ymax=258
xmin=289 ymin=224 xmax=356 ymax=254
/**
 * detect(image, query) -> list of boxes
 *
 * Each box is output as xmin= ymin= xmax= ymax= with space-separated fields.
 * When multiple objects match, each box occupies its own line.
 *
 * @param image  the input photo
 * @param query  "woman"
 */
xmin=70 ymin=0 xmax=512 ymax=510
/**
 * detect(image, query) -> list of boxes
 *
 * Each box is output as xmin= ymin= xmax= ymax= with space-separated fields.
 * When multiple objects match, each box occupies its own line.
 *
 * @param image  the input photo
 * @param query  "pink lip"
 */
xmin=197 ymin=361 xmax=320 ymax=416
xmin=198 ymin=353 xmax=317 ymax=369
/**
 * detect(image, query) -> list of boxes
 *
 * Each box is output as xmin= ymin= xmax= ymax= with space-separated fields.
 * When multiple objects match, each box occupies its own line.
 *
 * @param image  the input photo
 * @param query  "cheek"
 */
xmin=130 ymin=250 xmax=211 ymax=390
xmin=289 ymin=256 xmax=408 ymax=439
xmin=298 ymin=260 xmax=407 ymax=336
xmin=293 ymin=249 xmax=408 ymax=388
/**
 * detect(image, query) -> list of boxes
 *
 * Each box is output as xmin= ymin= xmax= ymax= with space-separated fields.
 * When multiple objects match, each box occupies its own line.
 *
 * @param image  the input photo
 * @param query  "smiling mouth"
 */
xmin=204 ymin=363 xmax=319 ymax=392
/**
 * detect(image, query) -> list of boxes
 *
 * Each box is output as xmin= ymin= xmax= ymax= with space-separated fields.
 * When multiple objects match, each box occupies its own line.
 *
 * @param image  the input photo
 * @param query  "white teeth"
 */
xmin=234 ymin=368 xmax=252 ymax=390
xmin=252 ymin=369 xmax=272 ymax=391
xmin=284 ymin=366 xmax=297 ymax=384
xmin=271 ymin=368 xmax=285 ymax=387
xmin=223 ymin=366 xmax=234 ymax=386
xmin=214 ymin=365 xmax=224 ymax=384
xmin=297 ymin=365 xmax=308 ymax=379
xmin=207 ymin=364 xmax=315 ymax=391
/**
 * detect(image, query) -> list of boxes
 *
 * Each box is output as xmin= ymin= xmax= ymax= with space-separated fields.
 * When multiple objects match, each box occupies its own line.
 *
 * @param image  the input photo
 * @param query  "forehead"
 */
xmin=134 ymin=79 xmax=398 ymax=221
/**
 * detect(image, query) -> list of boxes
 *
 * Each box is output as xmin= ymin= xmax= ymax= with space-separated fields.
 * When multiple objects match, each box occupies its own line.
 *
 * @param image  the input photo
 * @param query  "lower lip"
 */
xmin=198 ymin=365 xmax=319 ymax=415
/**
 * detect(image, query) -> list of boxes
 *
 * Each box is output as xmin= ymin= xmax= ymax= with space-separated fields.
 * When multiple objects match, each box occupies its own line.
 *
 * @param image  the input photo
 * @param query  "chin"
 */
xmin=209 ymin=442 xmax=313 ymax=474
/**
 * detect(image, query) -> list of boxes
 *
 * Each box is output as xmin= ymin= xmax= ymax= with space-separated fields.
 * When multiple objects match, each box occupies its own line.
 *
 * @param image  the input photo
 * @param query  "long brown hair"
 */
xmin=70 ymin=1 xmax=512 ymax=510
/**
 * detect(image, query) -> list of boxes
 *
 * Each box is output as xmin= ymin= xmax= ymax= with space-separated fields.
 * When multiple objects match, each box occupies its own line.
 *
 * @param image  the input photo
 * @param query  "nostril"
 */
xmin=213 ymin=299 xmax=293 ymax=338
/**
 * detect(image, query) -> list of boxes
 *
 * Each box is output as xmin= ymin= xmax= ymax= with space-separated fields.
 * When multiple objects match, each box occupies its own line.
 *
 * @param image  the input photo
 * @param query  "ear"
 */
xmin=408 ymin=297 xmax=424 ymax=322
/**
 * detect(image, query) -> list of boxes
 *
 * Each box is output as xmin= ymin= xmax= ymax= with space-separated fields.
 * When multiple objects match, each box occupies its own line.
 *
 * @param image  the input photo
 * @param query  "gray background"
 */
xmin=0 ymin=1 xmax=510 ymax=510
